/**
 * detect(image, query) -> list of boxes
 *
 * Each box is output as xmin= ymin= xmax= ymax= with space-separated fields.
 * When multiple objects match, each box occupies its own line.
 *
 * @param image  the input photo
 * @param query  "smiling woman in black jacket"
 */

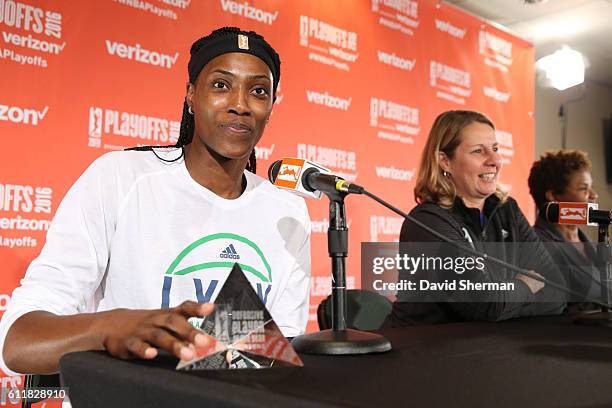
xmin=388 ymin=110 xmax=567 ymax=326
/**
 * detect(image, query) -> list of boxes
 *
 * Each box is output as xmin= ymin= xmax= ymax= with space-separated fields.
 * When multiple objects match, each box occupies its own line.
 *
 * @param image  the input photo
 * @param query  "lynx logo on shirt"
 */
xmin=161 ymin=233 xmax=272 ymax=307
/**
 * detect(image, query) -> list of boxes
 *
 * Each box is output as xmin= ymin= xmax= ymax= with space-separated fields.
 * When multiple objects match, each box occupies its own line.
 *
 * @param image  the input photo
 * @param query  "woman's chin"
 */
xmin=211 ymin=145 xmax=254 ymax=162
xmin=476 ymin=186 xmax=497 ymax=197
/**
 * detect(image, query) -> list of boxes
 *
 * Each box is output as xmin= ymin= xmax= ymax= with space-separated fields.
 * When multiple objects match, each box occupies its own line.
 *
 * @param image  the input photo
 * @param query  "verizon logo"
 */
xmin=306 ymin=90 xmax=352 ymax=111
xmin=483 ymin=86 xmax=510 ymax=103
xmin=105 ymin=40 xmax=178 ymax=69
xmin=377 ymin=50 xmax=415 ymax=71
xmin=434 ymin=19 xmax=466 ymax=39
xmin=328 ymin=46 xmax=359 ymax=62
xmin=0 ymin=103 xmax=48 ymax=125
xmin=2 ymin=32 xmax=65 ymax=54
xmin=375 ymin=166 xmax=415 ymax=181
xmin=220 ymin=0 xmax=278 ymax=25
xmin=312 ymin=217 xmax=353 ymax=234
xmin=255 ymin=144 xmax=275 ymax=160
xmin=311 ymin=218 xmax=329 ymax=234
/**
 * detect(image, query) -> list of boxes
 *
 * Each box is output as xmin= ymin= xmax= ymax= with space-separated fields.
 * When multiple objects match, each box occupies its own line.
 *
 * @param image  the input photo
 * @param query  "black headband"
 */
xmin=187 ymin=30 xmax=281 ymax=93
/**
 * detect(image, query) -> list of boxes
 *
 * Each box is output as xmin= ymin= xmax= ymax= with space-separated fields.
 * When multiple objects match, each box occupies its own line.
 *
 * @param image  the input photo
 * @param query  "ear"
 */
xmin=544 ymin=190 xmax=556 ymax=202
xmin=185 ymin=82 xmax=195 ymax=109
xmin=438 ymin=151 xmax=451 ymax=173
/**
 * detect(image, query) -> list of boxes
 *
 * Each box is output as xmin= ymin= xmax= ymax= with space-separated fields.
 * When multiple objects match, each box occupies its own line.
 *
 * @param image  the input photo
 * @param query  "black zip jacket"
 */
xmin=388 ymin=195 xmax=567 ymax=326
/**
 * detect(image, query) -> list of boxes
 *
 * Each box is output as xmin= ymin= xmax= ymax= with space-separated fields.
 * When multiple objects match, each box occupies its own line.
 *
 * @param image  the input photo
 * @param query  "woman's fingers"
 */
xmin=153 ymin=306 xmax=212 ymax=348
xmin=144 ymin=326 xmax=195 ymax=360
xmin=125 ymin=336 xmax=157 ymax=359
xmin=175 ymin=301 xmax=214 ymax=319
xmin=104 ymin=303 xmax=214 ymax=361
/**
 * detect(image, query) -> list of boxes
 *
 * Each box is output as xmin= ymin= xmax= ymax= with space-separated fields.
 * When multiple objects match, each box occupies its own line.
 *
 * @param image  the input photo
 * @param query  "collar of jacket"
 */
xmin=452 ymin=194 xmax=502 ymax=236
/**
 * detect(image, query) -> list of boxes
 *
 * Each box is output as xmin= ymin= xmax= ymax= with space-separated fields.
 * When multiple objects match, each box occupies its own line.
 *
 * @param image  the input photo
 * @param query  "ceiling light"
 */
xmin=536 ymin=47 xmax=586 ymax=91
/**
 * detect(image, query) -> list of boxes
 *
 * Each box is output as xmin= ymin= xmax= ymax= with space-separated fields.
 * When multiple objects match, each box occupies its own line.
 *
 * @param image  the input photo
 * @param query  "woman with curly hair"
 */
xmin=529 ymin=149 xmax=600 ymax=311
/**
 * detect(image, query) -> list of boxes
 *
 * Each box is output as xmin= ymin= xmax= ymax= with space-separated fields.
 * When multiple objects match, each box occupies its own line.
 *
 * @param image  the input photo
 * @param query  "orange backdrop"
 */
xmin=0 ymin=0 xmax=534 ymax=397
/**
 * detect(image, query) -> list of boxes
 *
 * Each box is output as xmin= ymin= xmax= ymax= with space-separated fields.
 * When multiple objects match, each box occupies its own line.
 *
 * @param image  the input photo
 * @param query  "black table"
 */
xmin=60 ymin=316 xmax=612 ymax=408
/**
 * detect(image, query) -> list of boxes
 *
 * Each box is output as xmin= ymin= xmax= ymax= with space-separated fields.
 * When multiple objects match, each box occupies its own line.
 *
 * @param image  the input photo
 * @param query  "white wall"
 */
xmin=535 ymin=80 xmax=612 ymax=238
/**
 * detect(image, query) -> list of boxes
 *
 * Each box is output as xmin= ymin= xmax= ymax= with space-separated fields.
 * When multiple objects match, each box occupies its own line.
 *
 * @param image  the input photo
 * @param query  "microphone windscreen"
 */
xmin=267 ymin=160 xmax=282 ymax=183
xmin=542 ymin=202 xmax=560 ymax=223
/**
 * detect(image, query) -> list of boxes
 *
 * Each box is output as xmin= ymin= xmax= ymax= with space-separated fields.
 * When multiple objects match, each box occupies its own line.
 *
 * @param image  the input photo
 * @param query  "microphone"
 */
xmin=542 ymin=202 xmax=612 ymax=226
xmin=268 ymin=158 xmax=364 ymax=198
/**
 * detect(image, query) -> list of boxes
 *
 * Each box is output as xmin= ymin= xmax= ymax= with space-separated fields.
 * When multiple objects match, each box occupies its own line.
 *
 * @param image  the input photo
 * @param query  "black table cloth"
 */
xmin=60 ymin=316 xmax=612 ymax=408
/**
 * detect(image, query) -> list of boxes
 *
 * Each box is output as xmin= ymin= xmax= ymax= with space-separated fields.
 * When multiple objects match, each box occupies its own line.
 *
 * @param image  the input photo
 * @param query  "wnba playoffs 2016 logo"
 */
xmin=299 ymin=16 xmax=309 ymax=47
xmin=87 ymin=106 xmax=180 ymax=148
xmin=370 ymin=216 xmax=403 ymax=241
xmin=479 ymin=30 xmax=513 ymax=72
xmin=88 ymin=107 xmax=102 ymax=138
xmin=369 ymin=97 xmax=420 ymax=142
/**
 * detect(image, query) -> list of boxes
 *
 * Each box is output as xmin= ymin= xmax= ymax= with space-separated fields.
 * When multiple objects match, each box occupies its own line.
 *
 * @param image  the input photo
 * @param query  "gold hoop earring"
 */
xmin=188 ymin=105 xmax=194 ymax=115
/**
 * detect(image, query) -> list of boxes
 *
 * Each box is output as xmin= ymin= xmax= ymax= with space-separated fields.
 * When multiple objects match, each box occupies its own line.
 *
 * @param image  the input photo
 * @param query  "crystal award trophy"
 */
xmin=177 ymin=263 xmax=303 ymax=370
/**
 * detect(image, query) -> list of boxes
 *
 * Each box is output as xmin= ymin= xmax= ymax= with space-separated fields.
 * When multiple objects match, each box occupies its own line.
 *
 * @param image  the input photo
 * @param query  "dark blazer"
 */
xmin=534 ymin=213 xmax=601 ymax=312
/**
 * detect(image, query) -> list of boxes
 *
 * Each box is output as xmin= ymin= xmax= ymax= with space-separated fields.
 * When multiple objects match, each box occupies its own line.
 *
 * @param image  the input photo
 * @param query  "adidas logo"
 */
xmin=220 ymin=244 xmax=240 ymax=260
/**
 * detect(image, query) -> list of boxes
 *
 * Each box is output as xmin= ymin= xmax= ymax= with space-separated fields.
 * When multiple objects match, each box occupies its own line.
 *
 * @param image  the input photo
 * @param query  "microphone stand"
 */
xmin=291 ymin=188 xmax=392 ymax=355
xmin=574 ymin=220 xmax=612 ymax=326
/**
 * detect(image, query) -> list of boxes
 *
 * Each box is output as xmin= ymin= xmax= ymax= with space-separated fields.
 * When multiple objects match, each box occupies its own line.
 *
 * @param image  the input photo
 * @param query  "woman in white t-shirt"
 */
xmin=1 ymin=27 xmax=311 ymax=374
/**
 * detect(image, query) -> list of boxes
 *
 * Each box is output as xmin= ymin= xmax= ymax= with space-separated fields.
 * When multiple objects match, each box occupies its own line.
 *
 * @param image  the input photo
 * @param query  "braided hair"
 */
xmin=127 ymin=27 xmax=281 ymax=174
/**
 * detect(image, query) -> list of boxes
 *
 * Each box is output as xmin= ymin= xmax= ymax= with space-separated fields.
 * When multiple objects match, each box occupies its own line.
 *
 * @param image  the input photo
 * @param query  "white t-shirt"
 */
xmin=0 ymin=149 xmax=311 ymax=374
